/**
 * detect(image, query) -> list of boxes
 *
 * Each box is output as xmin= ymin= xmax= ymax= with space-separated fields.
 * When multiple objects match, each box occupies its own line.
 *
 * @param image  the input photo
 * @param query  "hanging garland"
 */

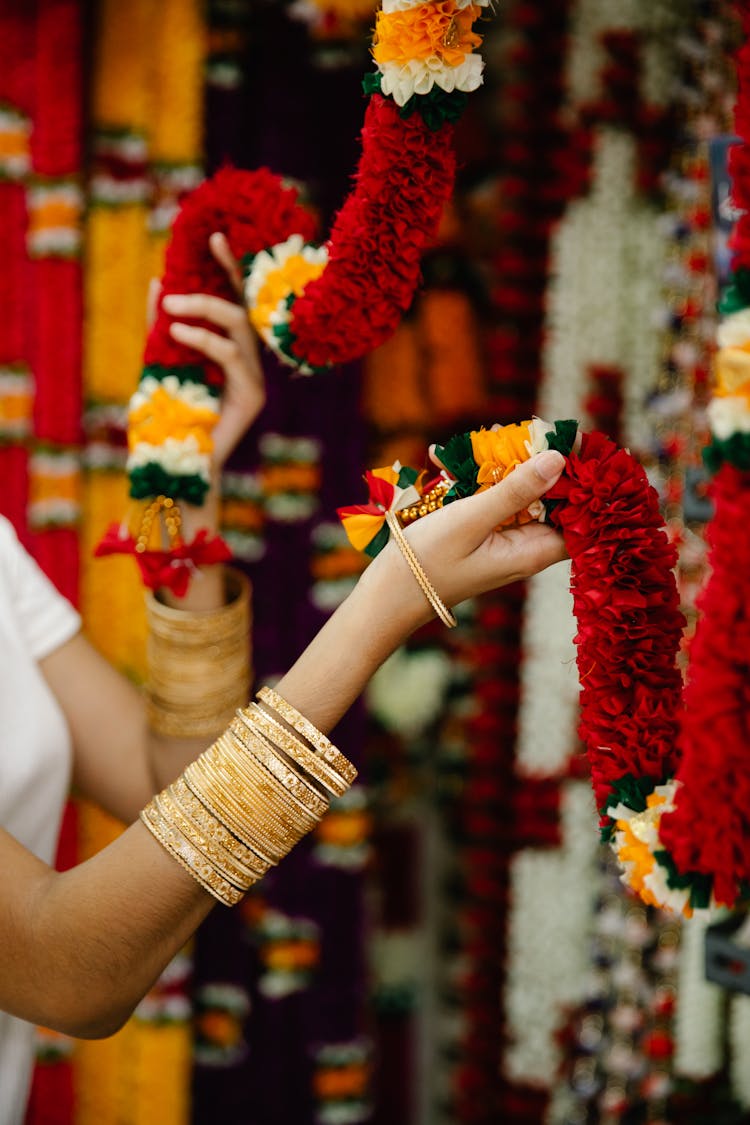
xmin=339 ymin=419 xmax=690 ymax=891
xmin=97 ymin=0 xmax=490 ymax=593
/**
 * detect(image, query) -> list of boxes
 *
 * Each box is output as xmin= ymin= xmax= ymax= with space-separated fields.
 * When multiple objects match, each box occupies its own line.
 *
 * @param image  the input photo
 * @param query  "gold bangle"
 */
xmin=140 ymin=798 xmax=244 ymax=906
xmin=146 ymin=568 xmax=251 ymax=739
xmin=190 ymin=745 xmax=290 ymax=863
xmin=216 ymin=730 xmax=320 ymax=835
xmin=256 ymin=686 xmax=357 ymax=785
xmin=182 ymin=760 xmax=276 ymax=868
xmin=384 ymin=510 xmax=457 ymax=628
xmin=156 ymin=786 xmax=261 ymax=890
xmin=207 ymin=737 xmax=312 ymax=856
xmin=228 ymin=716 xmax=330 ymax=820
xmin=145 ymin=568 xmax=251 ymax=645
xmin=238 ymin=702 xmax=348 ymax=798
xmin=170 ymin=775 xmax=270 ymax=879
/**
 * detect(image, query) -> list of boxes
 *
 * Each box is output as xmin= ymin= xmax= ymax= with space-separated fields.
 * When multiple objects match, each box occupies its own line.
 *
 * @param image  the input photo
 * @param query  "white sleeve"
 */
xmin=0 ymin=516 xmax=81 ymax=660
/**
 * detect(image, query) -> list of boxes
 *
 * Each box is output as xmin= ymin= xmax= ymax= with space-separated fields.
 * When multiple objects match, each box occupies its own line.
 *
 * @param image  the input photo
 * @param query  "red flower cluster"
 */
xmin=289 ymin=94 xmax=456 ymax=369
xmin=544 ymin=431 xmax=685 ymax=816
xmin=145 ymin=166 xmax=316 ymax=385
xmin=659 ymin=465 xmax=750 ymax=907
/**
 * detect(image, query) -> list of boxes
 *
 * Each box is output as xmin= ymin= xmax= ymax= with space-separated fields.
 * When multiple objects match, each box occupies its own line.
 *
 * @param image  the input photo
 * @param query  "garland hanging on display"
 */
xmin=96 ymin=0 xmax=489 ymax=593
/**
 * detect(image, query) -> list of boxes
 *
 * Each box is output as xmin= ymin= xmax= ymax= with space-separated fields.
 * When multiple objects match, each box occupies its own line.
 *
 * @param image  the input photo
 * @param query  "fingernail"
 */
xmin=534 ymin=450 xmax=565 ymax=481
xmin=162 ymin=294 xmax=187 ymax=311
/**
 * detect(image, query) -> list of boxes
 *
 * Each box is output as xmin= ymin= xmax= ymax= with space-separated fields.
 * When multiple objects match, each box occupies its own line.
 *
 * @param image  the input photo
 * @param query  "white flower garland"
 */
xmin=673 ymin=913 xmax=724 ymax=1080
xmin=503 ymin=782 xmax=598 ymax=1084
xmin=730 ymin=993 xmax=750 ymax=1108
xmin=515 ymin=562 xmax=578 ymax=778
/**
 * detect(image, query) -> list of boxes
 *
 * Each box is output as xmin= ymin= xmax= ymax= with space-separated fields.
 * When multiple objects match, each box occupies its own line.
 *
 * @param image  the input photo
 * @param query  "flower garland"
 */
xmin=242 ymin=0 xmax=489 ymax=374
xmin=95 ymin=167 xmax=316 ymax=593
xmin=602 ymin=1 xmax=750 ymax=919
xmin=340 ymin=419 xmax=687 ymax=891
xmin=98 ymin=0 xmax=490 ymax=594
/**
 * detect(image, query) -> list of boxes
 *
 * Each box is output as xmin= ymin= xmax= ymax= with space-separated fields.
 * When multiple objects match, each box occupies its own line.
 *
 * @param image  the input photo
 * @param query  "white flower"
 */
xmin=717 ymin=307 xmax=750 ymax=349
xmin=129 ymin=375 xmax=219 ymax=415
xmin=128 ymin=435 xmax=211 ymax=481
xmin=378 ymin=53 xmax=484 ymax=106
xmin=366 ymin=647 xmax=453 ymax=737
xmin=707 ymin=394 xmax=750 ymax=439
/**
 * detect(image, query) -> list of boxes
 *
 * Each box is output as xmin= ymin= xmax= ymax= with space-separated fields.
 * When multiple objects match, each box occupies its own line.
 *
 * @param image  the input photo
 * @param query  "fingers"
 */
xmin=168 ymin=321 xmax=246 ymax=368
xmin=146 ymin=278 xmax=162 ymax=330
xmin=459 ymin=450 xmax=565 ymax=546
xmin=209 ymin=231 xmax=244 ymax=296
xmin=162 ymin=292 xmax=248 ymax=334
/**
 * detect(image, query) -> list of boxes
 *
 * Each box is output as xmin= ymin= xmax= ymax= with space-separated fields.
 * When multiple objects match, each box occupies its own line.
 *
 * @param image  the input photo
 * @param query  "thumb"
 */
xmin=458 ymin=450 xmax=565 ymax=543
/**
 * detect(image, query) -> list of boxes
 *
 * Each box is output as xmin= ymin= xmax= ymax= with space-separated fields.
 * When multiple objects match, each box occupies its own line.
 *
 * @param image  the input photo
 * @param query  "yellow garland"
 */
xmin=77 ymin=0 xmax=205 ymax=1122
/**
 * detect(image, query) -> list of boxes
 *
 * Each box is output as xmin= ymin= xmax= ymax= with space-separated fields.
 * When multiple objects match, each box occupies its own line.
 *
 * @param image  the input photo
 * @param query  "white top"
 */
xmin=0 ymin=516 xmax=80 ymax=1125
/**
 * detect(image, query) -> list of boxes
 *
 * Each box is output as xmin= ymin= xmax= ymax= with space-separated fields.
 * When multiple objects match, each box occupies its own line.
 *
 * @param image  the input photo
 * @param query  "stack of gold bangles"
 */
xmin=140 ymin=686 xmax=357 ymax=906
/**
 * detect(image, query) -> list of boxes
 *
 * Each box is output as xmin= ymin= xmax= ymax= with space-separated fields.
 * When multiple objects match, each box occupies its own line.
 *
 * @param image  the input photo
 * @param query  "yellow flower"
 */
xmin=128 ymin=386 xmax=217 ymax=450
xmin=714 ymin=346 xmax=750 ymax=401
xmin=471 ymin=421 xmax=532 ymax=482
xmin=373 ymin=2 xmax=482 ymax=68
xmin=251 ymin=255 xmax=327 ymax=336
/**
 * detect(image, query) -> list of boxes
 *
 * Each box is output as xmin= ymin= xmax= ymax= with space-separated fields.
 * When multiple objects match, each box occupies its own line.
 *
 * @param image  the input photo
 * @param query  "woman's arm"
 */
xmin=0 ymin=450 xmax=565 ymax=1039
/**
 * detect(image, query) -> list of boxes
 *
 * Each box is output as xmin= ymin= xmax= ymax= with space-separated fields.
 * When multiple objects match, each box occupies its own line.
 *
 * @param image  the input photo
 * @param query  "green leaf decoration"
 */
xmin=434 ymin=431 xmax=478 ymax=505
xmin=718 ymin=267 xmax=750 ymax=316
xmin=362 ymin=71 xmax=382 ymax=97
xmin=703 ymin=433 xmax=750 ymax=474
xmin=364 ymin=522 xmax=390 ymax=559
xmin=141 ymin=364 xmax=219 ymax=396
xmin=129 ymin=465 xmax=209 ymax=506
xmin=397 ymin=464 xmax=421 ymax=489
xmin=545 ymin=419 xmax=579 ymax=456
xmin=598 ymin=772 xmax=667 ymax=842
xmin=653 ymin=850 xmax=714 ymax=911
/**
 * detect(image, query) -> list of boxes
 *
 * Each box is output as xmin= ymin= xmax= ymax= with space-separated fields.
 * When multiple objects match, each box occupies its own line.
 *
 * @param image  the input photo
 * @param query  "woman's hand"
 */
xmin=366 ymin=449 xmax=567 ymax=630
xmin=159 ymin=232 xmax=265 ymax=470
xmin=413 ymin=447 xmax=567 ymax=596
xmin=274 ymin=450 xmax=567 ymax=735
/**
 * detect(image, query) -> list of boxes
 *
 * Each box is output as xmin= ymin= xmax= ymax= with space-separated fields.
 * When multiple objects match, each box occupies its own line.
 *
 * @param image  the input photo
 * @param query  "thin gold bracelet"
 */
xmin=384 ymin=510 xmax=457 ymax=628
xmin=256 ymin=687 xmax=358 ymax=785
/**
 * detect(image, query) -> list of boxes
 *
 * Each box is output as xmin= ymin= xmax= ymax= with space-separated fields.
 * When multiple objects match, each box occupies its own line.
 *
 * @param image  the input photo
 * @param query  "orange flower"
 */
xmin=373 ymin=2 xmax=482 ymax=69
xmin=197 ymin=1011 xmax=242 ymax=1048
xmin=316 ymin=810 xmax=372 ymax=846
xmin=313 ymin=1063 xmax=369 ymax=1100
xmin=470 ymin=422 xmax=533 ymax=490
xmin=310 ymin=547 xmax=368 ymax=581
xmin=128 ymin=387 xmax=217 ymax=450
xmin=263 ymin=940 xmax=319 ymax=972
xmin=260 ymin=462 xmax=322 ymax=494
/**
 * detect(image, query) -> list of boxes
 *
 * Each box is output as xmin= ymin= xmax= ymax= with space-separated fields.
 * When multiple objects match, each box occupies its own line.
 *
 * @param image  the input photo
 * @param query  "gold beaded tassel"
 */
xmin=396 ymin=477 xmax=452 ymax=526
xmin=134 ymin=494 xmax=183 ymax=555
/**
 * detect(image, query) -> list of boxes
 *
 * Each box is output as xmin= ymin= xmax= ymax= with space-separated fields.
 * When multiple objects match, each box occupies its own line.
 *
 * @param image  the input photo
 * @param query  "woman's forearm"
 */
xmin=271 ymin=543 xmax=430 ymax=734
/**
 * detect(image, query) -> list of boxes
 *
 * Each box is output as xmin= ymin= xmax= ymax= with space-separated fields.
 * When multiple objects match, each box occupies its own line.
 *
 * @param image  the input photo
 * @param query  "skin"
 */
xmin=0 ymin=239 xmax=568 ymax=1039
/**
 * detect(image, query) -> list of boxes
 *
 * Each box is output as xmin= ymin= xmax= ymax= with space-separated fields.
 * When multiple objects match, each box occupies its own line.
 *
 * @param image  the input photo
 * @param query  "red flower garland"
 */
xmin=658 ymin=466 xmax=750 ymax=907
xmin=288 ymin=93 xmax=456 ymax=369
xmin=544 ymin=430 xmax=685 ymax=819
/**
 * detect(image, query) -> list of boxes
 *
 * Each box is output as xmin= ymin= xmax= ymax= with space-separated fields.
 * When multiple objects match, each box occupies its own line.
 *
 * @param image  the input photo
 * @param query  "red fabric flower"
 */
xmin=545 ymin=431 xmax=685 ymax=814
xmin=95 ymin=525 xmax=232 ymax=597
